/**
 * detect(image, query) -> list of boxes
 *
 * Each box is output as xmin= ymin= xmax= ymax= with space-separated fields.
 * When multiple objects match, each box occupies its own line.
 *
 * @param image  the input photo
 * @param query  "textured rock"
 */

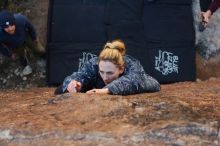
xmin=0 ymin=79 xmax=220 ymax=145
xmin=193 ymin=0 xmax=220 ymax=79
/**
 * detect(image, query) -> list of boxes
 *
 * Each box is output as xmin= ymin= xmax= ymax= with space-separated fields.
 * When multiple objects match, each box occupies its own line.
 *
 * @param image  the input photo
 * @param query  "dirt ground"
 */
xmin=0 ymin=78 xmax=219 ymax=145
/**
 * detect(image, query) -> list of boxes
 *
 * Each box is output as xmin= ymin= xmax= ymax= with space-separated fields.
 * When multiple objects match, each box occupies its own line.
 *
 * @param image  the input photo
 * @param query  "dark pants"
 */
xmin=12 ymin=34 xmax=44 ymax=66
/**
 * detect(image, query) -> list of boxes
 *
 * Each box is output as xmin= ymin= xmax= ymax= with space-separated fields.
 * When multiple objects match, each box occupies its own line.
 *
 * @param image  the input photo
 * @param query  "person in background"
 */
xmin=0 ymin=10 xmax=45 ymax=74
xmin=55 ymin=40 xmax=160 ymax=95
xmin=201 ymin=0 xmax=220 ymax=26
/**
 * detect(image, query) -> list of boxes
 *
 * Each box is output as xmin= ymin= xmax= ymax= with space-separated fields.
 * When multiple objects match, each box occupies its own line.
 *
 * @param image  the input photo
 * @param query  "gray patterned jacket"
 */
xmin=62 ymin=55 xmax=160 ymax=95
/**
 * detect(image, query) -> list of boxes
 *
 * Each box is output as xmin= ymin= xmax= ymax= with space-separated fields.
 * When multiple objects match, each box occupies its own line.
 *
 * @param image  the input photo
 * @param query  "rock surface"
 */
xmin=0 ymin=79 xmax=220 ymax=145
xmin=193 ymin=0 xmax=220 ymax=79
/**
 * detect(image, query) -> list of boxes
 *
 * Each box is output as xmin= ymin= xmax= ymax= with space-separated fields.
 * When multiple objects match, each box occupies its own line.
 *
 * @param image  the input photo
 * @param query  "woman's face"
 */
xmin=99 ymin=60 xmax=124 ymax=85
xmin=4 ymin=25 xmax=16 ymax=35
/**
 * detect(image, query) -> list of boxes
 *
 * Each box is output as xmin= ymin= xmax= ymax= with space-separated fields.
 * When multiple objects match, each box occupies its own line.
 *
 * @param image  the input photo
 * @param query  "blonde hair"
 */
xmin=99 ymin=40 xmax=126 ymax=67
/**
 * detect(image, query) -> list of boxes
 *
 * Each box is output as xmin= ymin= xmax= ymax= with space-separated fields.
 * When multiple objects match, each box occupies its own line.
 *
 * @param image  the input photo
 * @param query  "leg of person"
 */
xmin=24 ymin=34 xmax=46 ymax=68
xmin=12 ymin=46 xmax=28 ymax=66
xmin=12 ymin=46 xmax=33 ymax=75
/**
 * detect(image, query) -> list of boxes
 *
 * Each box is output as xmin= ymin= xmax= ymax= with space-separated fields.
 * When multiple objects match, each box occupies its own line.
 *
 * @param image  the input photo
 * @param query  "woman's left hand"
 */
xmin=86 ymin=88 xmax=109 ymax=94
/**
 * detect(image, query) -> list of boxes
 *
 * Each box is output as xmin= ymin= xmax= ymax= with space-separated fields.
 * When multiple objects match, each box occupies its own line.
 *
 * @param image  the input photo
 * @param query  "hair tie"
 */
xmin=105 ymin=43 xmax=113 ymax=49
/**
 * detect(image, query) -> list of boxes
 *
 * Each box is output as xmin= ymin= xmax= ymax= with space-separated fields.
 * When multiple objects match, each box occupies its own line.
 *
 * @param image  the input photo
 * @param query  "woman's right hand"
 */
xmin=201 ymin=10 xmax=212 ymax=26
xmin=67 ymin=80 xmax=82 ymax=93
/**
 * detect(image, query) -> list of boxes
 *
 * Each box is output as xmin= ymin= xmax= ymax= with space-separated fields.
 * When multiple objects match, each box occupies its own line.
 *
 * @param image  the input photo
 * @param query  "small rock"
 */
xmin=135 ymin=107 xmax=145 ymax=114
xmin=175 ymin=139 xmax=186 ymax=146
xmin=209 ymin=77 xmax=216 ymax=81
xmin=214 ymin=140 xmax=219 ymax=145
xmin=208 ymin=121 xmax=219 ymax=127
xmin=40 ymin=73 xmax=46 ymax=79
xmin=36 ymin=59 xmax=46 ymax=68
xmin=14 ymin=68 xmax=20 ymax=76
xmin=0 ymin=130 xmax=13 ymax=140
xmin=3 ymin=79 xmax=7 ymax=84
xmin=25 ymin=84 xmax=31 ymax=88
xmin=154 ymin=102 xmax=168 ymax=110
xmin=10 ymin=69 xmax=14 ymax=73
xmin=25 ymin=9 xmax=31 ymax=13
xmin=196 ymin=78 xmax=201 ymax=82
xmin=22 ymin=65 xmax=32 ymax=76
xmin=22 ymin=76 xmax=27 ymax=81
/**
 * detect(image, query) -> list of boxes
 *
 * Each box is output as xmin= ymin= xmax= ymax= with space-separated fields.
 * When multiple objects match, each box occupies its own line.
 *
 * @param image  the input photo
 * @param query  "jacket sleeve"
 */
xmin=208 ymin=0 xmax=220 ymax=14
xmin=0 ymin=43 xmax=12 ymax=58
xmin=22 ymin=15 xmax=37 ymax=40
xmin=105 ymin=57 xmax=160 ymax=95
xmin=62 ymin=58 xmax=98 ymax=92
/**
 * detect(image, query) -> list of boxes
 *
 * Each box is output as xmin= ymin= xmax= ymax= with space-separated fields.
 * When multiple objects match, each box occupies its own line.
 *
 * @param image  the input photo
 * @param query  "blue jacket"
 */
xmin=0 ymin=13 xmax=37 ymax=58
xmin=62 ymin=55 xmax=160 ymax=95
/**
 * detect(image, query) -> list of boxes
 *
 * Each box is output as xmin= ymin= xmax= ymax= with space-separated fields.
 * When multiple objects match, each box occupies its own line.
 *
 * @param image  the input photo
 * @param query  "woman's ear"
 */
xmin=119 ymin=66 xmax=125 ymax=74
